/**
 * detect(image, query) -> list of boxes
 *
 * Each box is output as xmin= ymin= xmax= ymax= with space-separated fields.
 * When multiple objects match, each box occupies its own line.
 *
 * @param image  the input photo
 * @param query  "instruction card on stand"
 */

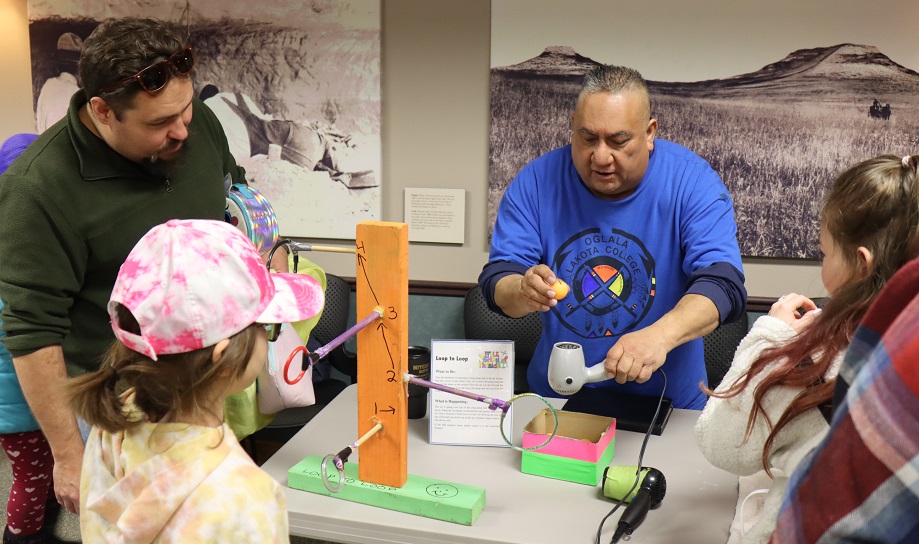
xmin=429 ymin=340 xmax=514 ymax=447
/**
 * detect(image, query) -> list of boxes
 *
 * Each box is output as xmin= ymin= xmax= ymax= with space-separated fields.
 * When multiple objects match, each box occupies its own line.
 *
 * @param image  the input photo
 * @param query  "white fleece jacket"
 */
xmin=694 ymin=315 xmax=842 ymax=544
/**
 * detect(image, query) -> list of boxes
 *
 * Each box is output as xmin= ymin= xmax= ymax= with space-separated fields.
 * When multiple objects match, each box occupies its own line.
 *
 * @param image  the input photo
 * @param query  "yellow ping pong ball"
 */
xmin=552 ymin=279 xmax=570 ymax=300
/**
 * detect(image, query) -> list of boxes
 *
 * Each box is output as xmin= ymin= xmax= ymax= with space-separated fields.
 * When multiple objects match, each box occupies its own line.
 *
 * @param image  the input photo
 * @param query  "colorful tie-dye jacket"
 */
xmin=80 ymin=395 xmax=289 ymax=543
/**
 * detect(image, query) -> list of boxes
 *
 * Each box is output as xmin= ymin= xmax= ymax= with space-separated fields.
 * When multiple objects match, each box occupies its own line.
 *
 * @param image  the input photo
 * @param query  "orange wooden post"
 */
xmin=355 ymin=221 xmax=409 ymax=487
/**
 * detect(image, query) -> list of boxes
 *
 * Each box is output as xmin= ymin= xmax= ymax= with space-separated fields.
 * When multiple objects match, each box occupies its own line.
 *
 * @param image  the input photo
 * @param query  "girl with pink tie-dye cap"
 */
xmin=67 ymin=219 xmax=324 ymax=543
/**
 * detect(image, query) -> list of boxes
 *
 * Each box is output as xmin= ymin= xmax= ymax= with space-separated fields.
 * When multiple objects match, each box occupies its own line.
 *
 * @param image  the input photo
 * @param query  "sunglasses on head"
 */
xmin=263 ymin=323 xmax=282 ymax=343
xmin=97 ymin=46 xmax=195 ymax=95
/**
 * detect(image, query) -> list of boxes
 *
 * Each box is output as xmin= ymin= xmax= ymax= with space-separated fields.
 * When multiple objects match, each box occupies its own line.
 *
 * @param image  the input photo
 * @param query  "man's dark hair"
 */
xmin=79 ymin=17 xmax=186 ymax=114
xmin=579 ymin=65 xmax=652 ymax=120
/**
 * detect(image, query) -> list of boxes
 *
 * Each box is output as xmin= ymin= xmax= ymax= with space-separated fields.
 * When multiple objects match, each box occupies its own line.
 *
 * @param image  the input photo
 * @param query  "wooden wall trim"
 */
xmin=746 ymin=296 xmax=775 ymax=313
xmin=407 ymin=280 xmax=478 ymax=297
xmin=340 ymin=277 xmax=780 ymax=311
xmin=339 ymin=277 xmax=474 ymax=297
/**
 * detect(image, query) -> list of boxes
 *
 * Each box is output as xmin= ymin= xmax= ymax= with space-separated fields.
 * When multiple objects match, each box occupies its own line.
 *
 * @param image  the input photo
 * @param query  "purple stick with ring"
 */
xmin=402 ymin=373 xmax=511 ymax=413
xmin=303 ymin=306 xmax=384 ymax=370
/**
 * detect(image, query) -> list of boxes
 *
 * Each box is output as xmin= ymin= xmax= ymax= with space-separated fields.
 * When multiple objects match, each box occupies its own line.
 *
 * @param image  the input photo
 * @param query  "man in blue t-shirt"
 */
xmin=480 ymin=65 xmax=746 ymax=409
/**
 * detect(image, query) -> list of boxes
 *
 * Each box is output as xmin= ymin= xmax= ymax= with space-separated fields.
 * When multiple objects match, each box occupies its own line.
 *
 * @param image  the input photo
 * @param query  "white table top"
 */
xmin=262 ymin=384 xmax=737 ymax=544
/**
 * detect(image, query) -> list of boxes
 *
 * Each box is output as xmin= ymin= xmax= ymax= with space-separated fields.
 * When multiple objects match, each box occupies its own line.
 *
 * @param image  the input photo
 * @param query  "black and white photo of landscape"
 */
xmin=490 ymin=1 xmax=919 ymax=259
xmin=28 ymin=0 xmax=380 ymax=240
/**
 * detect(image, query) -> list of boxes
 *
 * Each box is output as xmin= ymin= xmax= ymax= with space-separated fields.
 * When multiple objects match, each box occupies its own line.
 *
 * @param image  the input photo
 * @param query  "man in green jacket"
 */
xmin=0 ymin=17 xmax=277 ymax=516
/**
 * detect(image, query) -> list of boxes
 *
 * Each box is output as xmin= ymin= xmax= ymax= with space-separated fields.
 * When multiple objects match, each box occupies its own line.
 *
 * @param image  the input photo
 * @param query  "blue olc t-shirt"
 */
xmin=488 ymin=140 xmax=744 ymax=409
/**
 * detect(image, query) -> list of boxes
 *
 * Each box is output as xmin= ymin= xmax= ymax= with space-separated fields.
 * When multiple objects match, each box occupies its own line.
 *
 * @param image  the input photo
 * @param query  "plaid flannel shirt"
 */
xmin=770 ymin=256 xmax=919 ymax=543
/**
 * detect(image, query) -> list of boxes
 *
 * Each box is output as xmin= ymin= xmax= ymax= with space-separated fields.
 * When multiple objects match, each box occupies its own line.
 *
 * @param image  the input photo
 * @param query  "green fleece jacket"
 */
xmin=0 ymin=91 xmax=245 ymax=376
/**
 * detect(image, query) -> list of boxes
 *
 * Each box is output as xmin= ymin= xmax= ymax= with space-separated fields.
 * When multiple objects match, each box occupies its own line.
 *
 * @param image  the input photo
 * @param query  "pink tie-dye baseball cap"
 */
xmin=109 ymin=219 xmax=325 ymax=360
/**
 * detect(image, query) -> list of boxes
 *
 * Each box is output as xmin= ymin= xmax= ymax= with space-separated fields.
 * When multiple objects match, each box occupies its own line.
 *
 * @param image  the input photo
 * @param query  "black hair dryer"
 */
xmin=603 ymin=467 xmax=667 ymax=543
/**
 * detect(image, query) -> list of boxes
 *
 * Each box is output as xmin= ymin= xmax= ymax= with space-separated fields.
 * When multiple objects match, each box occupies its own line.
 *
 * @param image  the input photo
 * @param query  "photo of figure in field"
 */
xmin=489 ymin=2 xmax=919 ymax=259
xmin=27 ymin=0 xmax=380 ymax=240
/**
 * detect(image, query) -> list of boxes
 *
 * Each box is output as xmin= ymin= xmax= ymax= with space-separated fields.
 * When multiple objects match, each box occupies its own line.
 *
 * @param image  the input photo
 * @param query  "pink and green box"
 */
xmin=521 ymin=409 xmax=616 ymax=486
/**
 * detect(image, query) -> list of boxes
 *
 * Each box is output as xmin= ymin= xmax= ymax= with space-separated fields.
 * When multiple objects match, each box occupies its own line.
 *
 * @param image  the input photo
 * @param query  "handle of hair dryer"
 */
xmin=585 ymin=361 xmax=608 ymax=384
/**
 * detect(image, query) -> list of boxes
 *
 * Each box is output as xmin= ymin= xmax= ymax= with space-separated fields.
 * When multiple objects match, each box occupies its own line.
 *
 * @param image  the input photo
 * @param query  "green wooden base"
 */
xmin=288 ymin=455 xmax=486 ymax=525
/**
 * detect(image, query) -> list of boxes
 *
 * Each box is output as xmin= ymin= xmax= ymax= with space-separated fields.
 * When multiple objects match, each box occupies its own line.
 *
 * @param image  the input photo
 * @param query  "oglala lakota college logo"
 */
xmin=550 ymin=228 xmax=656 ymax=338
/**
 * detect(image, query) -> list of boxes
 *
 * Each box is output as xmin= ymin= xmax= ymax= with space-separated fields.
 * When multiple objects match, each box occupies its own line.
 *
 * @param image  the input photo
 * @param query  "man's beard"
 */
xmin=144 ymin=139 xmax=188 ymax=178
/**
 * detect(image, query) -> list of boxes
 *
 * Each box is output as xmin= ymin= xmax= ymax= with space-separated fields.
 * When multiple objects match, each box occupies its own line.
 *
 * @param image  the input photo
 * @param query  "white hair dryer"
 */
xmin=547 ymin=341 xmax=608 ymax=395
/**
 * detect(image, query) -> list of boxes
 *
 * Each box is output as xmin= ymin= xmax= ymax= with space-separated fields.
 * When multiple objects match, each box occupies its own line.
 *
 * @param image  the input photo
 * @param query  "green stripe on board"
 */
xmin=289 ymin=455 xmax=486 ymax=525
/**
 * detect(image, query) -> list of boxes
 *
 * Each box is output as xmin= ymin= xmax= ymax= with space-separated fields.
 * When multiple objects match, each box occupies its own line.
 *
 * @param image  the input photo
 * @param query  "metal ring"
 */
xmin=498 ymin=392 xmax=560 ymax=452
xmin=320 ymin=454 xmax=345 ymax=493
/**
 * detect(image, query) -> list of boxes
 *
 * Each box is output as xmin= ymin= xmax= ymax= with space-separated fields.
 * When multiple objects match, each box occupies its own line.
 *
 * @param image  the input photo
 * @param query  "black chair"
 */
xmin=702 ymin=312 xmax=749 ymax=390
xmin=249 ymin=273 xmax=356 ymax=449
xmin=310 ymin=274 xmax=358 ymax=384
xmin=463 ymin=284 xmax=543 ymax=394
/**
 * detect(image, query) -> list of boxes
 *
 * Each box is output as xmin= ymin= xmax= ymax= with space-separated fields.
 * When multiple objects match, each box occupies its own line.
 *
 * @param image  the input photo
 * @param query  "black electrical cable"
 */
xmin=594 ymin=369 xmax=668 ymax=544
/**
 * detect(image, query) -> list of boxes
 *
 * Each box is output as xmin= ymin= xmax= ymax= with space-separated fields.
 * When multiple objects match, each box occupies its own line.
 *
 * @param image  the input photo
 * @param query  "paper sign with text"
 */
xmin=404 ymin=188 xmax=465 ymax=244
xmin=428 ymin=340 xmax=514 ymax=447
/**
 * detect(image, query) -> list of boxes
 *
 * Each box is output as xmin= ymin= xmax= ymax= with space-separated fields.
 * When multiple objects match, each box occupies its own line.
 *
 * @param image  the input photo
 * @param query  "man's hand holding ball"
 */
xmin=551 ymin=278 xmax=570 ymax=300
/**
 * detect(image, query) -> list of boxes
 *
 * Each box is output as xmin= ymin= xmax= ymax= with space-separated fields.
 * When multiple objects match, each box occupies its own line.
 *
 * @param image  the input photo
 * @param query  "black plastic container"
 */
xmin=407 ymin=345 xmax=431 ymax=419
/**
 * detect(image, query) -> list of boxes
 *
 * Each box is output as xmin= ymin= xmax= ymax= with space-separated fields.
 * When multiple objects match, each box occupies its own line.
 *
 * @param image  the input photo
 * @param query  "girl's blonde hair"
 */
xmin=69 ymin=304 xmax=261 ymax=433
